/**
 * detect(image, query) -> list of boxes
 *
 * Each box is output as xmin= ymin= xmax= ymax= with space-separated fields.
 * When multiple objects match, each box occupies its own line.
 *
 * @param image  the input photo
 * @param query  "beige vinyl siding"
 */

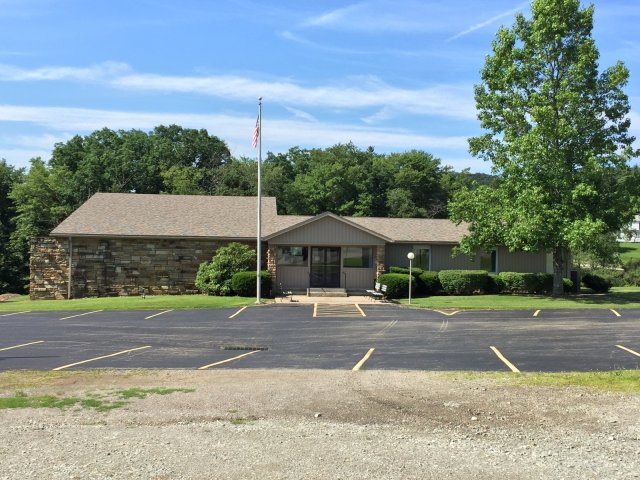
xmin=268 ymin=216 xmax=385 ymax=246
xmin=497 ymin=247 xmax=546 ymax=273
xmin=343 ymin=266 xmax=376 ymax=290
xmin=430 ymin=244 xmax=478 ymax=271
xmin=385 ymin=244 xmax=415 ymax=269
xmin=277 ymin=266 xmax=309 ymax=291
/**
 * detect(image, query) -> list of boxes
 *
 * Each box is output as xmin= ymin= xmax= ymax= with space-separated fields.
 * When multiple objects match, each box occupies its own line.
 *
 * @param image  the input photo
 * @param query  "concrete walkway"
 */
xmin=275 ymin=294 xmax=382 ymax=304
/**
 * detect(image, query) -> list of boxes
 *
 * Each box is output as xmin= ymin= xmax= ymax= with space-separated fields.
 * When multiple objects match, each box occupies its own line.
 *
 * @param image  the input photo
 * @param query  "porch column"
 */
xmin=267 ymin=244 xmax=277 ymax=286
xmin=376 ymin=245 xmax=386 ymax=278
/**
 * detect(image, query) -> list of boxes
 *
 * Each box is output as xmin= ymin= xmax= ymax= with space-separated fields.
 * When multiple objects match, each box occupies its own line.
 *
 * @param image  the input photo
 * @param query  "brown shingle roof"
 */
xmin=51 ymin=193 xmax=469 ymax=243
xmin=51 ymin=193 xmax=281 ymax=238
xmin=346 ymin=216 xmax=469 ymax=243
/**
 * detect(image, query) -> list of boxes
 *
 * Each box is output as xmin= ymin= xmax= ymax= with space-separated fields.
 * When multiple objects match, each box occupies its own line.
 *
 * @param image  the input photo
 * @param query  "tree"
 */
xmin=0 ymin=160 xmax=25 ymax=292
xmin=195 ymin=242 xmax=256 ymax=295
xmin=449 ymin=0 xmax=638 ymax=295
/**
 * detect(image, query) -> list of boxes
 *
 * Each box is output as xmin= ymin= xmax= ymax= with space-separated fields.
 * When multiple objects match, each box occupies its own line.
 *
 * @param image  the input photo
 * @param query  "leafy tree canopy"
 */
xmin=449 ymin=0 xmax=639 ymax=294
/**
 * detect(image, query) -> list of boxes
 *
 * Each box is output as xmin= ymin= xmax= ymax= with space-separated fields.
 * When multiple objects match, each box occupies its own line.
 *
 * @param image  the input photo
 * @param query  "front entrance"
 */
xmin=310 ymin=247 xmax=341 ymax=287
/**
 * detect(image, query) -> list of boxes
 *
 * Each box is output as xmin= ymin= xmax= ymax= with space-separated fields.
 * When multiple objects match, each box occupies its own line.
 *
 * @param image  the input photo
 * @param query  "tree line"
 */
xmin=0 ymin=125 xmax=492 ymax=293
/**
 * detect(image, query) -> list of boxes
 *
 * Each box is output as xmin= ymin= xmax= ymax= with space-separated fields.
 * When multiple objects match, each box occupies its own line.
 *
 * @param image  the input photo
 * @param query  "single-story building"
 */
xmin=30 ymin=193 xmax=567 ymax=299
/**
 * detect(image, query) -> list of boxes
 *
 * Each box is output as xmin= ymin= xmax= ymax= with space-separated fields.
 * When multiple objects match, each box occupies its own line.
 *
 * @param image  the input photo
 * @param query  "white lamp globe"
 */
xmin=407 ymin=252 xmax=415 ymax=260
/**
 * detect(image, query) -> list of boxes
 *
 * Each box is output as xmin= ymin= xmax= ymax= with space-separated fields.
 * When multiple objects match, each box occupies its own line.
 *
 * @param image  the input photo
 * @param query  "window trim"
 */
xmin=343 ymin=246 xmax=373 ymax=269
xmin=276 ymin=245 xmax=308 ymax=266
xmin=412 ymin=245 xmax=432 ymax=271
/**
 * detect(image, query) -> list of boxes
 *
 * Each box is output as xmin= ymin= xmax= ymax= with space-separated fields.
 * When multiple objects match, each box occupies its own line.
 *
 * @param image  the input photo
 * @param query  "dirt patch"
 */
xmin=0 ymin=293 xmax=20 ymax=302
xmin=1 ymin=369 xmax=638 ymax=479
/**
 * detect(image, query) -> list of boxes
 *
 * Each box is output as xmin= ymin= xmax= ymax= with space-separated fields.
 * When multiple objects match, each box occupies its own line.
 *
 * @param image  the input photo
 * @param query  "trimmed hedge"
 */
xmin=419 ymin=271 xmax=442 ymax=295
xmin=390 ymin=266 xmax=426 ymax=294
xmin=438 ymin=270 xmax=488 ymax=295
xmin=582 ymin=273 xmax=612 ymax=293
xmin=377 ymin=273 xmax=414 ymax=299
xmin=498 ymin=272 xmax=553 ymax=294
xmin=230 ymin=271 xmax=273 ymax=297
xmin=486 ymin=274 xmax=505 ymax=294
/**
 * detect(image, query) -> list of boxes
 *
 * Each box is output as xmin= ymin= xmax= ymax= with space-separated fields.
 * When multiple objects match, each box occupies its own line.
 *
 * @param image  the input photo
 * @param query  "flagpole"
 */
xmin=256 ymin=97 xmax=262 ymax=304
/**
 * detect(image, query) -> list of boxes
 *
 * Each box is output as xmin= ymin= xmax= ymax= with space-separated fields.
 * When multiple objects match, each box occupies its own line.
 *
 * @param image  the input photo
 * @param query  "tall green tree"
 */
xmin=0 ymin=160 xmax=25 ymax=292
xmin=449 ymin=0 xmax=638 ymax=294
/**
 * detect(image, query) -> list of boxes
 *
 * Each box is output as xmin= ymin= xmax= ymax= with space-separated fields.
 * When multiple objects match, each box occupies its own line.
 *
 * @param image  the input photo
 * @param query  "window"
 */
xmin=479 ymin=249 xmax=497 ymax=273
xmin=277 ymin=246 xmax=308 ymax=266
xmin=413 ymin=246 xmax=431 ymax=271
xmin=343 ymin=247 xmax=373 ymax=268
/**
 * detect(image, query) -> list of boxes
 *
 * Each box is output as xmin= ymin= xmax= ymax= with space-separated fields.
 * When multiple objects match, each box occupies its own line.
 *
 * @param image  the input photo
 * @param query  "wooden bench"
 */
xmin=279 ymin=283 xmax=293 ymax=302
xmin=367 ymin=282 xmax=386 ymax=302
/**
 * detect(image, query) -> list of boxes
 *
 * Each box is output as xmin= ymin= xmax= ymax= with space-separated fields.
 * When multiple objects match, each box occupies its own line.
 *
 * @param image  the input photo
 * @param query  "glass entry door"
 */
xmin=310 ymin=247 xmax=341 ymax=288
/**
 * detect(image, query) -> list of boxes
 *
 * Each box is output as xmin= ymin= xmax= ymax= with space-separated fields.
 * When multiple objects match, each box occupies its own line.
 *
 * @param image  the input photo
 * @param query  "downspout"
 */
xmin=68 ymin=236 xmax=72 ymax=300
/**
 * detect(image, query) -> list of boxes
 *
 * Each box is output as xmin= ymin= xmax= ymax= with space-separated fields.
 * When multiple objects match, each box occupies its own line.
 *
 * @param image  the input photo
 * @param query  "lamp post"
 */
xmin=407 ymin=252 xmax=415 ymax=305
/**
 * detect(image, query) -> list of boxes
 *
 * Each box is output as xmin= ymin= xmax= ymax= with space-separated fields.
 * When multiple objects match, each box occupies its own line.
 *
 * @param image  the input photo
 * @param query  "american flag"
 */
xmin=252 ymin=115 xmax=260 ymax=148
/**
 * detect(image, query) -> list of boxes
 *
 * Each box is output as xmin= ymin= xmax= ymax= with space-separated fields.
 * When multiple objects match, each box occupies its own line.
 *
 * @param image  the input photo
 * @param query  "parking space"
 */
xmin=0 ymin=304 xmax=638 ymax=372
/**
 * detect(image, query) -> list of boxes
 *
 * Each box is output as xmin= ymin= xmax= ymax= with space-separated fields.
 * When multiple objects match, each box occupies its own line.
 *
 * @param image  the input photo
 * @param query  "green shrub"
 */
xmin=588 ymin=268 xmax=625 ymax=287
xmin=231 ymin=271 xmax=272 ymax=297
xmin=486 ymin=274 xmax=505 ymax=294
xmin=563 ymin=278 xmax=574 ymax=293
xmin=195 ymin=242 xmax=256 ymax=295
xmin=438 ymin=270 xmax=488 ymax=295
xmin=498 ymin=272 xmax=553 ymax=294
xmin=582 ymin=273 xmax=612 ymax=293
xmin=390 ymin=266 xmax=425 ymax=293
xmin=377 ymin=273 xmax=414 ymax=299
xmin=418 ymin=271 xmax=441 ymax=295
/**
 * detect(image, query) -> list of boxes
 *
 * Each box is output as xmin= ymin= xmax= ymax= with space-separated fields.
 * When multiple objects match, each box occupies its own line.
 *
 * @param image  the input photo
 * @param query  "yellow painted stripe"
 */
xmin=197 ymin=350 xmax=260 ymax=370
xmin=533 ymin=310 xmax=541 ymax=317
xmin=59 ymin=310 xmax=103 ymax=320
xmin=490 ymin=346 xmax=520 ymax=373
xmin=610 ymin=309 xmax=621 ymax=317
xmin=354 ymin=304 xmax=366 ymax=317
xmin=144 ymin=309 xmax=174 ymax=320
xmin=313 ymin=303 xmax=318 ymax=318
xmin=616 ymin=344 xmax=640 ymax=357
xmin=0 ymin=340 xmax=44 ymax=352
xmin=0 ymin=311 xmax=31 ymax=317
xmin=228 ymin=306 xmax=247 ymax=319
xmin=52 ymin=346 xmax=151 ymax=371
xmin=352 ymin=348 xmax=375 ymax=371
xmin=434 ymin=309 xmax=460 ymax=316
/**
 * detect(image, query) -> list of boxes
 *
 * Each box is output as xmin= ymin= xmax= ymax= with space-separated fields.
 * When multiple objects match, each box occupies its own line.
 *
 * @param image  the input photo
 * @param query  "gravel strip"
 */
xmin=1 ymin=369 xmax=638 ymax=479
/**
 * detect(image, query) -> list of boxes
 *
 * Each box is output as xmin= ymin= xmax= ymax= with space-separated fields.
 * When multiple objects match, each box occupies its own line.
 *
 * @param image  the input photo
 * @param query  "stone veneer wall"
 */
xmin=30 ymin=236 xmax=257 ymax=300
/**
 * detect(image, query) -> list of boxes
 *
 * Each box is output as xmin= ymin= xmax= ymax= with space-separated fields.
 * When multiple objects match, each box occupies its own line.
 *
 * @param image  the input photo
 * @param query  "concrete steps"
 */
xmin=307 ymin=288 xmax=348 ymax=297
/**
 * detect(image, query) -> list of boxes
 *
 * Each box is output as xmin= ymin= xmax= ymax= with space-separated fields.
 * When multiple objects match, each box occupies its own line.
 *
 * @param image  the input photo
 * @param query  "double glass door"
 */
xmin=310 ymin=247 xmax=341 ymax=288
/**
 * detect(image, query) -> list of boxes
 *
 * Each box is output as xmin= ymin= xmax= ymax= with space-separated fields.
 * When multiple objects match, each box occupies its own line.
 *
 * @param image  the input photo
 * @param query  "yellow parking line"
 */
xmin=352 ymin=348 xmax=375 ymax=371
xmin=0 ymin=311 xmax=31 ymax=317
xmin=616 ymin=345 xmax=640 ymax=357
xmin=0 ymin=340 xmax=44 ymax=352
xmin=52 ymin=346 xmax=151 ymax=371
xmin=313 ymin=303 xmax=318 ymax=318
xmin=59 ymin=310 xmax=103 ymax=320
xmin=228 ymin=306 xmax=247 ymax=319
xmin=533 ymin=310 xmax=541 ymax=317
xmin=198 ymin=350 xmax=260 ymax=370
xmin=144 ymin=309 xmax=174 ymax=320
xmin=434 ymin=310 xmax=460 ymax=316
xmin=355 ymin=304 xmax=366 ymax=317
xmin=610 ymin=309 xmax=621 ymax=317
xmin=490 ymin=346 xmax=520 ymax=373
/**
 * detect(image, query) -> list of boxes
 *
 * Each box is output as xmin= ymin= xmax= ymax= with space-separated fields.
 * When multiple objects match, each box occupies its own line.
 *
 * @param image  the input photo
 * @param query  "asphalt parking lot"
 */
xmin=1 ymin=303 xmax=639 ymax=372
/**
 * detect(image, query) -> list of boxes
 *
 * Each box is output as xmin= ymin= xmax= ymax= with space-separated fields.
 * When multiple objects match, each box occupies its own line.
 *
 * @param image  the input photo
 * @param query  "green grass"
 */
xmin=0 ymin=386 xmax=195 ymax=411
xmin=399 ymin=286 xmax=640 ymax=310
xmin=0 ymin=294 xmax=255 ymax=312
xmin=439 ymin=370 xmax=640 ymax=393
xmin=619 ymin=242 xmax=640 ymax=265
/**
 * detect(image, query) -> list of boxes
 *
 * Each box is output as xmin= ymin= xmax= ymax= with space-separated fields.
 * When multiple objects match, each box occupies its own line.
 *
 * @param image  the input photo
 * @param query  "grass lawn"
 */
xmin=618 ymin=242 xmax=640 ymax=265
xmin=0 ymin=294 xmax=255 ymax=312
xmin=399 ymin=286 xmax=640 ymax=310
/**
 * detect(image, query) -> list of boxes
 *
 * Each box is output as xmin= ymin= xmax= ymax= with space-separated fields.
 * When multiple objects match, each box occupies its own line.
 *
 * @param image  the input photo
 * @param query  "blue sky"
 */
xmin=0 ymin=0 xmax=638 ymax=173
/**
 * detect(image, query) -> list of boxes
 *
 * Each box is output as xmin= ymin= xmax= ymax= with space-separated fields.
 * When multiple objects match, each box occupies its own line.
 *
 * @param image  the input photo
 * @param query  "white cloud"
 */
xmin=113 ymin=73 xmax=476 ymax=120
xmin=283 ymin=106 xmax=317 ymax=122
xmin=0 ymin=61 xmax=130 ymax=81
xmin=447 ymin=2 xmax=528 ymax=42
xmin=0 ymin=104 xmax=470 ymax=162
